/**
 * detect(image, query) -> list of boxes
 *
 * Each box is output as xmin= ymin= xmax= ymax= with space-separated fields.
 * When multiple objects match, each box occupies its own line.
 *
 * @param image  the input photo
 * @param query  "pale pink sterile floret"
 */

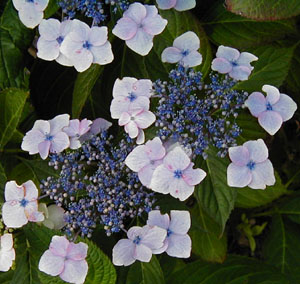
xmin=112 ymin=225 xmax=167 ymax=266
xmin=112 ymin=3 xmax=168 ymax=56
xmin=161 ymin=31 xmax=202 ymax=67
xmin=21 ymin=114 xmax=70 ymax=160
xmin=2 ymin=180 xmax=44 ymax=228
xmin=0 ymin=234 xmax=16 ymax=272
xmin=119 ymin=109 xmax=156 ymax=144
xmin=37 ymin=18 xmax=74 ymax=66
xmin=245 ymin=85 xmax=297 ymax=135
xmin=147 ymin=210 xmax=191 ymax=258
xmin=211 ymin=45 xmax=258 ymax=81
xmin=60 ymin=19 xmax=114 ymax=72
xmin=125 ymin=137 xmax=166 ymax=187
xmin=63 ymin=118 xmax=92 ymax=149
xmin=150 ymin=146 xmax=206 ymax=201
xmin=227 ymin=139 xmax=275 ymax=189
xmin=38 ymin=236 xmax=88 ymax=284
xmin=110 ymin=77 xmax=152 ymax=119
xmin=156 ymin=0 xmax=196 ymax=11
xmin=80 ymin=118 xmax=112 ymax=142
xmin=12 ymin=0 xmax=49 ymax=28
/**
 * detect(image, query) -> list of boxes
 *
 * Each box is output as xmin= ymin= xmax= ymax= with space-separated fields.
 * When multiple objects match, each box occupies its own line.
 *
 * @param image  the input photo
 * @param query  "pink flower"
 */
xmin=112 ymin=225 xmax=166 ymax=266
xmin=125 ymin=137 xmax=166 ymax=187
xmin=156 ymin=0 xmax=196 ymax=11
xmin=112 ymin=3 xmax=167 ymax=56
xmin=150 ymin=146 xmax=206 ymax=201
xmin=21 ymin=114 xmax=70 ymax=160
xmin=227 ymin=139 xmax=275 ymax=189
xmin=2 ymin=180 xmax=44 ymax=228
xmin=110 ymin=77 xmax=152 ymax=119
xmin=0 ymin=234 xmax=15 ymax=272
xmin=80 ymin=118 xmax=112 ymax=142
xmin=39 ymin=236 xmax=88 ymax=284
xmin=245 ymin=85 xmax=297 ymax=135
xmin=147 ymin=210 xmax=191 ymax=258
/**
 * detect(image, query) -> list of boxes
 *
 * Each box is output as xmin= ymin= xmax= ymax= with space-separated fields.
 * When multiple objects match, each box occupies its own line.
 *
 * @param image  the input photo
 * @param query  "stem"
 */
xmin=285 ymin=168 xmax=300 ymax=188
xmin=38 ymin=194 xmax=49 ymax=200
xmin=0 ymin=149 xmax=23 ymax=153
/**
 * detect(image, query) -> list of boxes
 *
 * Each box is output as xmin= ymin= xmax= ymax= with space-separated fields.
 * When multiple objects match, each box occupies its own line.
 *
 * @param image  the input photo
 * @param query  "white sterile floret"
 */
xmin=38 ymin=203 xmax=66 ymax=230
xmin=0 ymin=234 xmax=15 ymax=272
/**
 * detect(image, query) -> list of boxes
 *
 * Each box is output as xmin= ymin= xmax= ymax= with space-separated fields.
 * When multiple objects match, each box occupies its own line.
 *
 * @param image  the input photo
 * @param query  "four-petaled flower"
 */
xmin=112 ymin=225 xmax=167 ymax=266
xmin=211 ymin=45 xmax=258 ymax=81
xmin=156 ymin=0 xmax=196 ymax=11
xmin=112 ymin=3 xmax=168 ymax=56
xmin=0 ymin=234 xmax=16 ymax=272
xmin=227 ymin=139 xmax=275 ymax=189
xmin=150 ymin=146 xmax=206 ymax=201
xmin=125 ymin=137 xmax=166 ymax=187
xmin=39 ymin=236 xmax=88 ymax=284
xmin=21 ymin=114 xmax=70 ymax=160
xmin=147 ymin=210 xmax=191 ymax=258
xmin=2 ymin=180 xmax=44 ymax=228
xmin=245 ymin=85 xmax=297 ymax=135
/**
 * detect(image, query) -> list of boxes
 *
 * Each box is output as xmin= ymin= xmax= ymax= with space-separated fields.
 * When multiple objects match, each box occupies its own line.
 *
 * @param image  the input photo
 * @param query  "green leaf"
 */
xmin=0 ymin=88 xmax=28 ymax=149
xmin=0 ymin=162 xmax=7 ymax=202
xmin=203 ymin=1 xmax=296 ymax=49
xmin=195 ymin=147 xmax=236 ymax=234
xmin=44 ymin=0 xmax=59 ymax=18
xmin=167 ymin=255 xmax=289 ymax=284
xmin=263 ymin=214 xmax=300 ymax=273
xmin=279 ymin=196 xmax=300 ymax=224
xmin=225 ymin=0 xmax=300 ymax=21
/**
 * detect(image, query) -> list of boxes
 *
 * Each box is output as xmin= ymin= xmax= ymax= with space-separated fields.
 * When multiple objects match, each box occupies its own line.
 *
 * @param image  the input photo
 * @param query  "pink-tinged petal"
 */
xmin=112 ymin=17 xmax=137 ymax=40
xmin=182 ymin=51 xmax=202 ymax=67
xmin=55 ymin=53 xmax=73 ymax=67
xmin=49 ymin=114 xmax=70 ymax=135
xmin=174 ymin=0 xmax=196 ymax=11
xmin=169 ymin=178 xmax=195 ymax=201
xmin=229 ymin=66 xmax=251 ymax=81
xmin=173 ymin=31 xmax=200 ymax=52
xmin=243 ymin=139 xmax=268 ymax=163
xmin=272 ymin=94 xmax=297 ymax=122
xmin=145 ymin=4 xmax=159 ymax=17
xmin=136 ymin=129 xmax=145 ymax=144
xmin=38 ymin=19 xmax=60 ymax=40
xmin=129 ymin=96 xmax=150 ymax=112
xmin=60 ymin=35 xmax=83 ymax=56
xmin=125 ymin=121 xmax=139 ymax=138
xmin=147 ymin=210 xmax=170 ymax=230
xmin=50 ymin=132 xmax=70 ymax=153
xmin=60 ymin=259 xmax=88 ymax=284
xmin=126 ymin=29 xmax=154 ymax=56
xmin=248 ymin=159 xmax=275 ymax=189
xmin=110 ymin=98 xmax=131 ymax=119
xmin=164 ymin=146 xmax=190 ymax=171
xmin=134 ymin=79 xmax=153 ymax=98
xmin=124 ymin=2 xmax=147 ymax=24
xmin=140 ymin=226 xmax=167 ymax=250
xmin=227 ymin=164 xmax=252 ymax=188
xmin=245 ymin=92 xmax=267 ymax=117
xmin=90 ymin=118 xmax=112 ymax=134
xmin=66 ymin=242 xmax=88 ymax=261
xmin=23 ymin=180 xmax=38 ymax=201
xmin=216 ymin=45 xmax=240 ymax=61
xmin=112 ymin=239 xmax=136 ymax=266
xmin=37 ymin=38 xmax=60 ymax=61
xmin=152 ymin=238 xmax=169 ymax=254
xmin=236 ymin=52 xmax=258 ymax=69
xmin=150 ymin=165 xmax=174 ymax=194
xmin=134 ymin=244 xmax=152 ymax=262
xmin=113 ymin=77 xmax=137 ymax=98
xmin=258 ymin=111 xmax=283 ymax=135
xmin=161 ymin=47 xmax=182 ymax=63
xmin=142 ymin=15 xmax=167 ymax=36
xmin=182 ymin=163 xmax=206 ymax=186
xmin=169 ymin=210 xmax=190 ymax=234
xmin=166 ymin=234 xmax=191 ymax=258
xmin=89 ymin=26 xmax=107 ymax=46
xmin=38 ymin=250 xmax=65 ymax=276
xmin=90 ymin=41 xmax=114 ymax=65
xmin=38 ymin=140 xmax=51 ymax=160
xmin=18 ymin=4 xmax=43 ymax=28
xmin=156 ymin=0 xmax=176 ymax=9
xmin=2 ymin=202 xmax=27 ymax=228
xmin=70 ymin=19 xmax=90 ymax=42
xmin=1 ymin=234 xmax=13 ymax=251
xmin=72 ymin=49 xmax=94 ymax=72
xmin=78 ymin=119 xmax=92 ymax=135
xmin=145 ymin=137 xmax=166 ymax=160
xmin=127 ymin=226 xmax=143 ymax=240
xmin=12 ymin=0 xmax=26 ymax=11
xmin=63 ymin=119 xmax=80 ymax=137
xmin=27 ymin=210 xmax=45 ymax=222
xmin=49 ymin=236 xmax=69 ymax=257
xmin=211 ymin=58 xmax=232 ymax=74
xmin=34 ymin=0 xmax=49 ymax=11
xmin=119 ymin=112 xmax=131 ymax=126
xmin=125 ymin=145 xmax=150 ymax=172
xmin=229 ymin=145 xmax=250 ymax=166
xmin=134 ymin=111 xmax=156 ymax=128
xmin=138 ymin=160 xmax=163 ymax=187
xmin=21 ymin=129 xmax=45 ymax=154
xmin=262 ymin=84 xmax=280 ymax=105
xmin=5 ymin=181 xmax=24 ymax=202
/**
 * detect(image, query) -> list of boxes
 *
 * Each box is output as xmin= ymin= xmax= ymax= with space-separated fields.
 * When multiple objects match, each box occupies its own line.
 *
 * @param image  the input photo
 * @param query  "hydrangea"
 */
xmin=2 ymin=180 xmax=44 ymax=228
xmin=37 ymin=18 xmax=73 ymax=66
xmin=147 ymin=210 xmax=191 ymax=258
xmin=161 ymin=31 xmax=202 ymax=67
xmin=112 ymin=3 xmax=168 ymax=56
xmin=211 ymin=45 xmax=258 ymax=81
xmin=21 ymin=114 xmax=70 ymax=160
xmin=60 ymin=19 xmax=114 ymax=72
xmin=39 ymin=236 xmax=88 ymax=284
xmin=38 ymin=204 xmax=66 ymax=230
xmin=245 ymin=85 xmax=297 ymax=135
xmin=156 ymin=0 xmax=196 ymax=11
xmin=12 ymin=0 xmax=49 ymax=28
xmin=227 ymin=139 xmax=275 ymax=189
xmin=80 ymin=118 xmax=112 ymax=141
xmin=150 ymin=146 xmax=206 ymax=201
xmin=0 ymin=234 xmax=15 ymax=272
xmin=112 ymin=225 xmax=167 ymax=266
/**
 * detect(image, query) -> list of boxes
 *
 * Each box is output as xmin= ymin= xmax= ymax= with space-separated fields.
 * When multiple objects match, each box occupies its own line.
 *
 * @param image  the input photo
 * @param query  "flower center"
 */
xmin=83 ymin=41 xmax=92 ymax=50
xmin=247 ymin=160 xmax=256 ymax=170
xmin=167 ymin=228 xmax=173 ymax=237
xmin=25 ymin=0 xmax=34 ymax=2
xmin=45 ymin=134 xmax=54 ymax=141
xmin=56 ymin=36 xmax=64 ymax=45
xmin=133 ymin=236 xmax=141 ymax=245
xmin=20 ymin=198 xmax=29 ymax=207
xmin=181 ymin=50 xmax=190 ymax=57
xmin=266 ymin=102 xmax=273 ymax=111
xmin=127 ymin=92 xmax=137 ymax=102
xmin=231 ymin=61 xmax=238 ymax=67
xmin=174 ymin=169 xmax=183 ymax=179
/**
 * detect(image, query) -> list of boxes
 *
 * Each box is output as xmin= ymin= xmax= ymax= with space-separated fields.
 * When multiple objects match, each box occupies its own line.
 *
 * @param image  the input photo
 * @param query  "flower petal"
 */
xmin=161 ymin=47 xmax=182 ymax=64
xmin=90 ymin=118 xmax=112 ymax=134
xmin=156 ymin=0 xmax=176 ymax=9
xmin=166 ymin=234 xmax=191 ymax=258
xmin=66 ymin=242 xmax=88 ymax=261
xmin=37 ymin=38 xmax=60 ymax=61
xmin=34 ymin=0 xmax=49 ymax=12
xmin=50 ymin=132 xmax=70 ymax=153
xmin=236 ymin=52 xmax=258 ymax=69
xmin=182 ymin=50 xmax=202 ymax=67
xmin=134 ymin=79 xmax=153 ymax=98
xmin=182 ymin=163 xmax=206 ymax=186
xmin=163 ymin=146 xmax=190 ymax=171
xmin=110 ymin=98 xmax=131 ymax=119
xmin=59 ymin=259 xmax=88 ymax=284
xmin=245 ymin=92 xmax=267 ymax=117
xmin=38 ymin=250 xmax=65 ymax=276
xmin=18 ymin=4 xmax=43 ymax=28
xmin=112 ymin=239 xmax=136 ymax=266
xmin=169 ymin=210 xmax=190 ymax=234
xmin=0 ymin=249 xmax=15 ymax=272
xmin=38 ymin=18 xmax=60 ymax=40
xmin=173 ymin=31 xmax=200 ymax=52
xmin=211 ymin=58 xmax=232 ymax=74
xmin=136 ymin=129 xmax=145 ymax=144
xmin=72 ymin=49 xmax=94 ymax=72
xmin=123 ymin=2 xmax=147 ymax=24
xmin=126 ymin=29 xmax=154 ymax=56
xmin=216 ymin=45 xmax=240 ymax=61
xmin=228 ymin=145 xmax=250 ymax=166
xmin=90 ymin=41 xmax=114 ymax=65
xmin=24 ymin=180 xmax=38 ymax=201
xmin=174 ymin=0 xmax=196 ymax=11
xmin=134 ymin=244 xmax=153 ymax=262
xmin=112 ymin=17 xmax=137 ymax=40
xmin=147 ymin=210 xmax=170 ymax=230
xmin=262 ymin=84 xmax=280 ymax=105
xmin=113 ymin=77 xmax=136 ymax=98
xmin=49 ymin=236 xmax=69 ymax=257
xmin=12 ymin=0 xmax=26 ymax=11
xmin=150 ymin=164 xmax=174 ymax=194
xmin=70 ymin=19 xmax=90 ymax=42
xmin=21 ymin=129 xmax=45 ymax=154
xmin=5 ymin=181 xmax=24 ymax=202
xmin=248 ymin=159 xmax=275 ymax=189
xmin=125 ymin=145 xmax=150 ymax=172
xmin=119 ymin=112 xmax=131 ymax=126
xmin=38 ymin=140 xmax=51 ymax=160
xmin=138 ymin=160 xmax=163 ymax=187
xmin=272 ymin=94 xmax=297 ymax=122
xmin=125 ymin=121 xmax=139 ymax=138
xmin=140 ymin=226 xmax=167 ymax=250
xmin=47 ymin=204 xmax=66 ymax=230
xmin=2 ymin=202 xmax=27 ymax=228
xmin=243 ymin=139 xmax=268 ymax=163
xmin=227 ymin=164 xmax=252 ymax=188
xmin=55 ymin=53 xmax=73 ymax=67
xmin=49 ymin=114 xmax=70 ymax=135
xmin=63 ymin=119 xmax=80 ymax=137
xmin=1 ymin=234 xmax=14 ymax=251
xmin=145 ymin=137 xmax=166 ymax=160
xmin=258 ymin=111 xmax=283 ymax=135
xmin=169 ymin=177 xmax=194 ymax=201
xmin=142 ymin=14 xmax=167 ymax=36
xmin=89 ymin=26 xmax=108 ymax=46
xmin=134 ymin=111 xmax=156 ymax=128
xmin=229 ymin=65 xmax=251 ymax=81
